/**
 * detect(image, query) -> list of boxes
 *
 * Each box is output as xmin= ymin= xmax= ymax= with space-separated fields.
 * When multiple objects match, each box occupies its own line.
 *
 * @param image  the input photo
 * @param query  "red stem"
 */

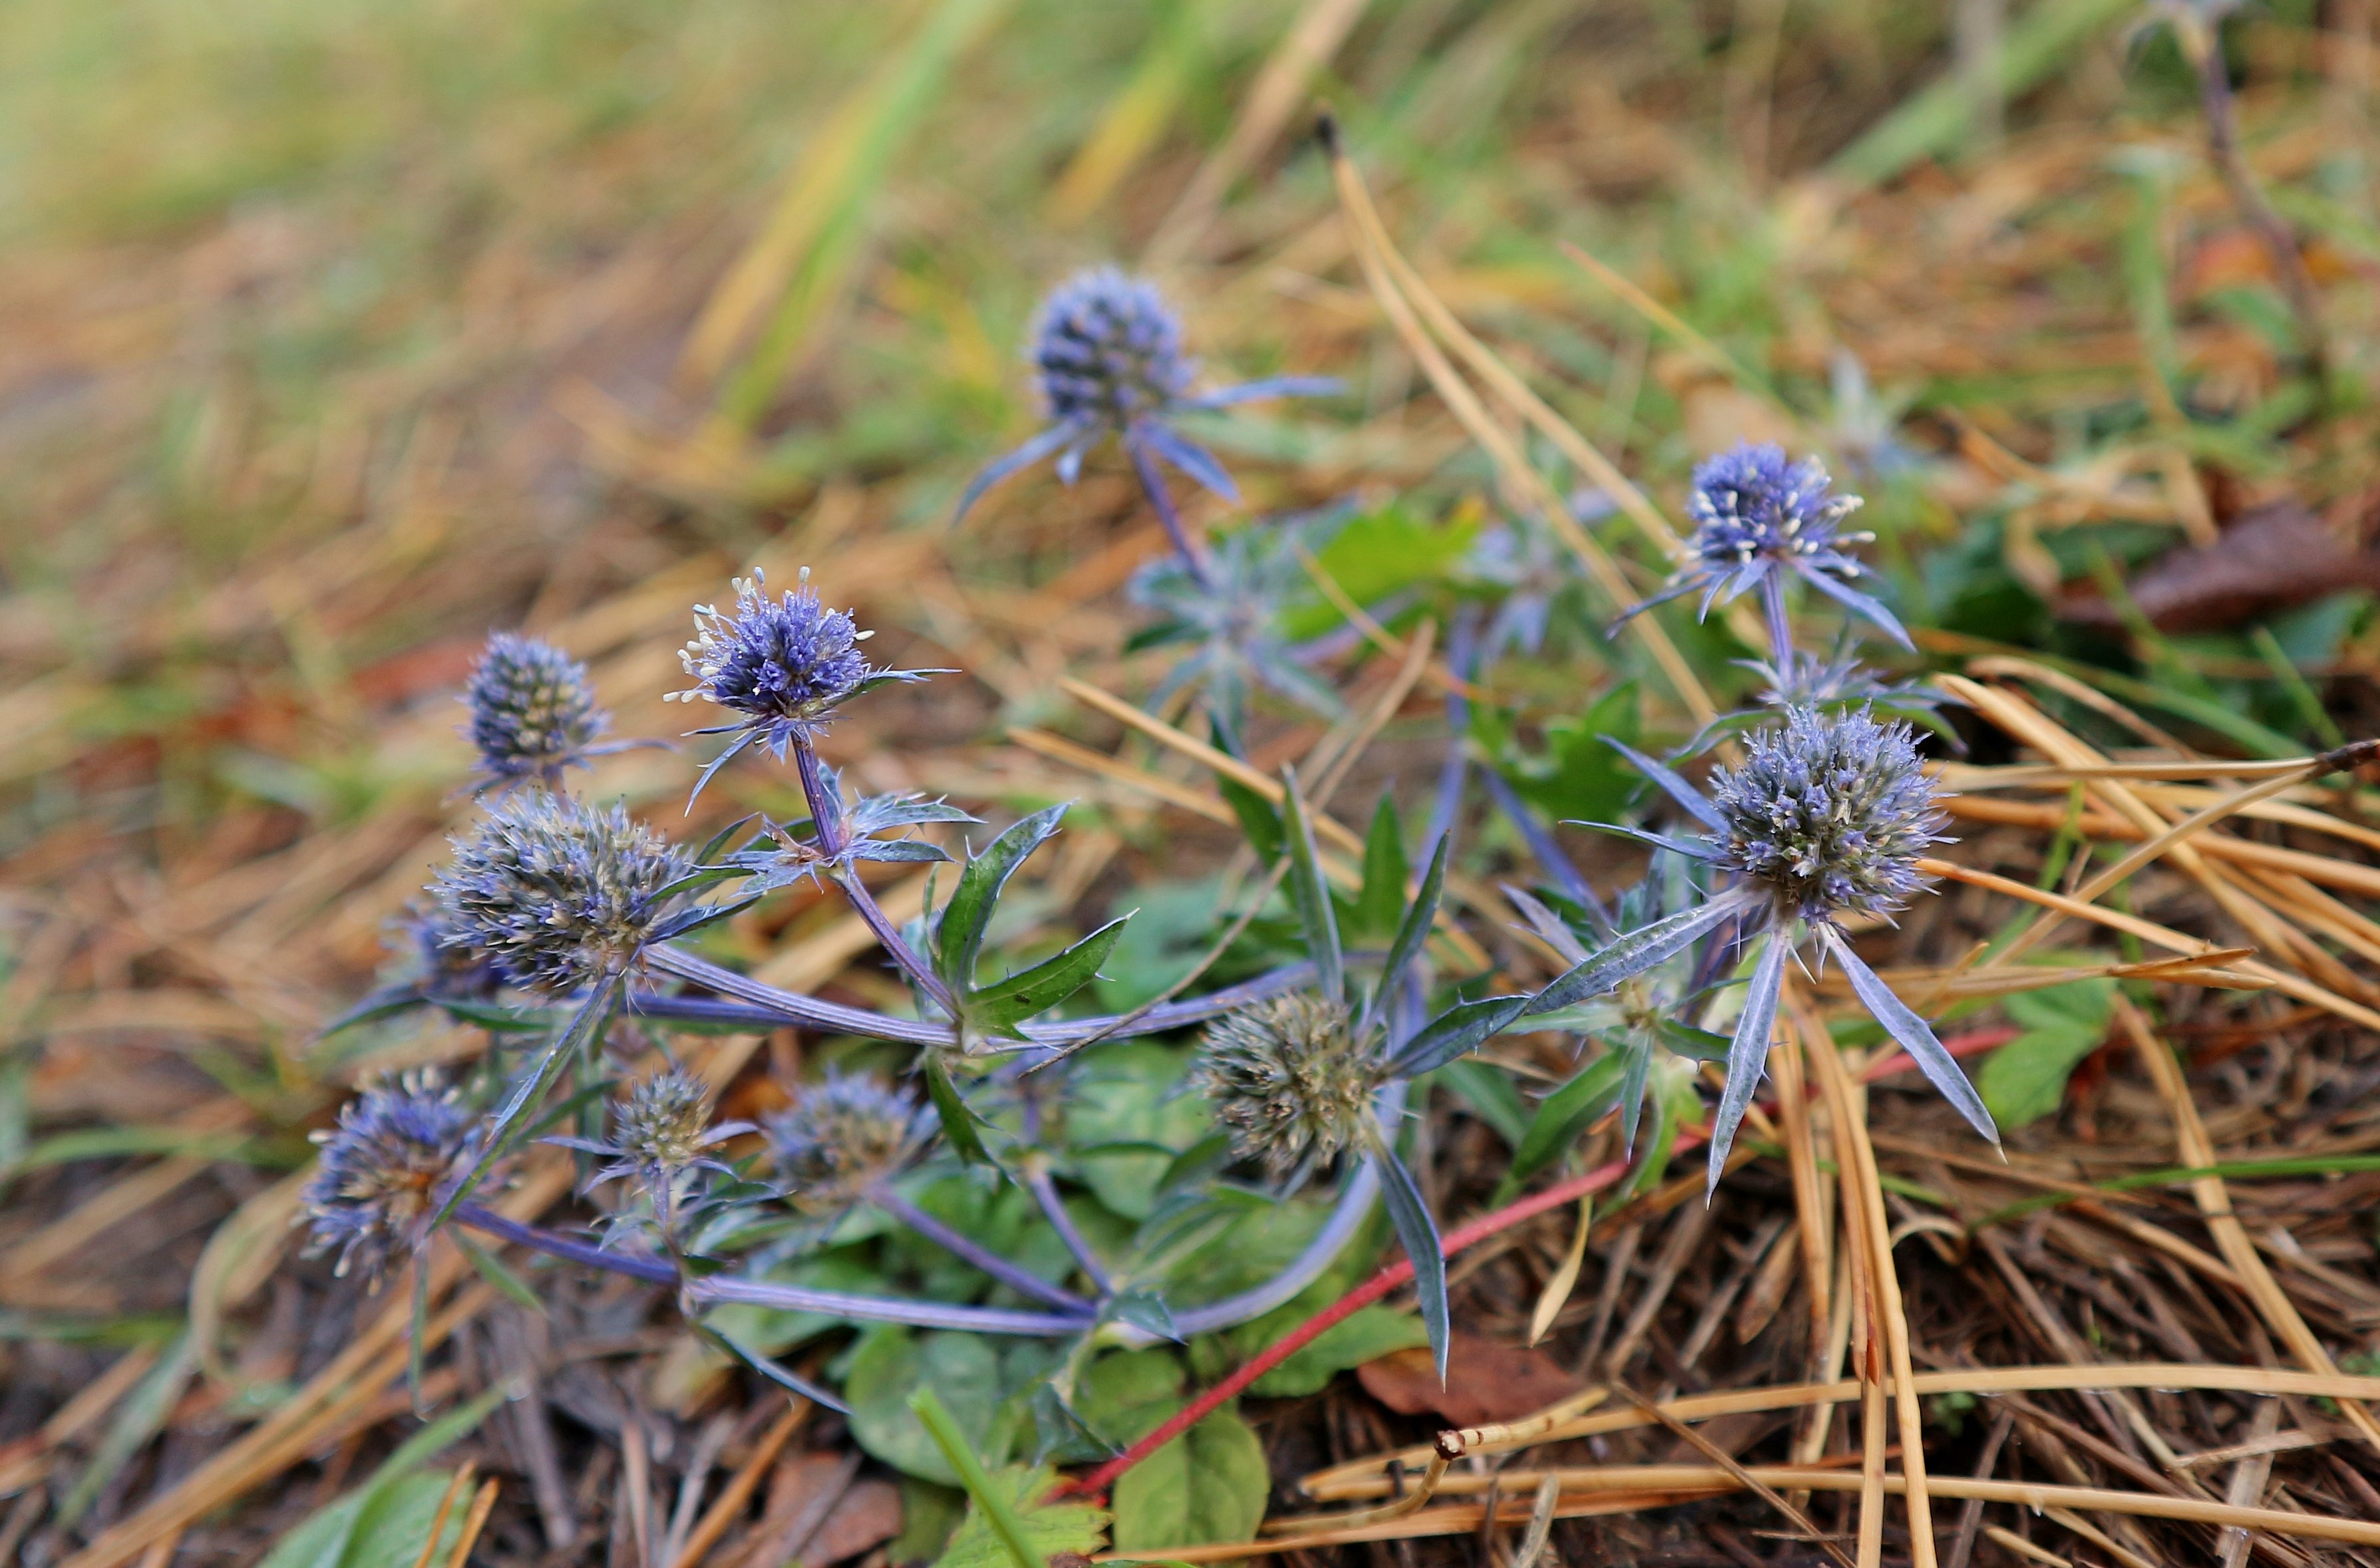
xmin=1056 ymin=1023 xmax=2017 ymax=1499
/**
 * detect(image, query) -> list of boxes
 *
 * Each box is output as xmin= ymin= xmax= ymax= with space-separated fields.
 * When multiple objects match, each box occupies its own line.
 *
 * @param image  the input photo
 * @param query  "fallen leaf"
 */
xmin=2059 ymin=501 xmax=2380 ymax=633
xmin=810 ymin=1478 xmax=903 ymax=1564
xmin=1356 ymin=1331 xmax=1584 ymax=1428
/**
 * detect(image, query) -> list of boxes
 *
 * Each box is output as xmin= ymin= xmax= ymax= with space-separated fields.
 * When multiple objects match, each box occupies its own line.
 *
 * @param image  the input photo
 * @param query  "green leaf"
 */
xmin=848 ymin=1326 xmax=1007 ymax=1486
xmin=967 ymin=916 xmax=1131 ymax=1033
xmin=937 ymin=805 xmax=1071 ymax=990
xmin=1389 ymin=995 xmax=1527 ymax=1076
xmin=1352 ymin=795 xmax=1409 ymax=941
xmin=1373 ymin=1145 xmax=1448 ymax=1381
xmin=1980 ymin=977 xmax=2117 ymax=1130
xmin=1371 ymin=831 xmax=1450 ymax=1025
xmin=1278 ymin=769 xmax=1342 ymax=1003
xmin=1215 ymin=774 xmax=1283 ymax=863
xmin=1434 ymin=1057 xmax=1530 ymax=1148
xmin=1064 ymin=1044 xmax=1211 ymax=1221
xmin=1074 ymin=1346 xmax=1186 ymax=1444
xmin=452 ymin=1232 xmax=544 ymax=1314
xmin=1277 ymin=501 xmax=1480 ymax=641
xmin=936 ymin=1464 xmax=1109 ymax=1568
xmin=926 ymin=1055 xmax=993 ymax=1166
xmin=1495 ymin=1052 xmax=1629 ymax=1203
xmin=1495 ymin=683 xmax=1641 ymax=824
xmin=258 ymin=1383 xmax=508 ymax=1568
xmin=1110 ymin=1404 xmax=1268 ymax=1551
xmin=1246 ymin=1306 xmax=1427 ymax=1398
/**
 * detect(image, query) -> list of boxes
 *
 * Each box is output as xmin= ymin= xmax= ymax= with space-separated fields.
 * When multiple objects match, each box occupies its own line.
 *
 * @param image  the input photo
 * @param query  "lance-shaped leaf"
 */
xmin=1707 ymin=933 xmax=1788 ymax=1193
xmin=1494 ymin=1050 xmax=1629 ymax=1203
xmin=1522 ymin=889 xmax=1751 ymax=1019
xmin=692 ymin=812 xmax=764 ymax=867
xmin=432 ymin=969 xmax=621 ymax=1228
xmin=1388 ymin=995 xmax=1528 ymax=1078
xmin=926 ymin=1055 xmax=994 ymax=1166
xmin=1820 ymin=925 xmax=1999 ymax=1145
xmin=1604 ymin=738 xmax=1727 ymax=833
xmin=1216 ymin=772 xmax=1283 ymax=862
xmin=1364 ymin=832 xmax=1450 ymax=1038
xmin=1617 ymin=1035 xmax=1653 ymax=1156
xmin=1372 ymin=1140 xmax=1450 ymax=1382
xmin=1279 ymin=769 xmax=1343 ymax=1004
xmin=1353 ymin=796 xmax=1409 ymax=939
xmin=966 ymin=915 xmax=1132 ymax=1035
xmin=936 ymin=804 xmax=1070 ymax=991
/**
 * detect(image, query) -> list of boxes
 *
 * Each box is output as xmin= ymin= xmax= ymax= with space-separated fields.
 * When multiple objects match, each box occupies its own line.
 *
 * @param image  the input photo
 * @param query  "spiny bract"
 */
xmin=1194 ymin=994 xmax=1377 ymax=1182
xmin=430 ymin=793 xmax=691 ymax=993
xmin=1709 ymin=705 xmax=1948 ymax=924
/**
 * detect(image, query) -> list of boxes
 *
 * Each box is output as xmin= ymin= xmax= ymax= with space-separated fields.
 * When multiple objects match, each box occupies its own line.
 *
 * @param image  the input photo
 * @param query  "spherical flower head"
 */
xmin=464 ymin=633 xmax=608 ymax=786
xmin=767 ymin=1071 xmax=930 ymax=1215
xmin=669 ymin=568 xmax=872 ymax=758
xmin=1193 ymin=995 xmax=1377 ymax=1183
xmin=303 ymin=1070 xmax=482 ymax=1280
xmin=1709 ymin=706 xmax=1948 ymax=924
xmin=430 ymin=793 xmax=692 ymax=993
xmin=1033 ymin=267 xmax=1192 ymax=431
xmin=611 ymin=1072 xmax=717 ymax=1173
xmin=1686 ymin=442 xmax=1864 ymax=574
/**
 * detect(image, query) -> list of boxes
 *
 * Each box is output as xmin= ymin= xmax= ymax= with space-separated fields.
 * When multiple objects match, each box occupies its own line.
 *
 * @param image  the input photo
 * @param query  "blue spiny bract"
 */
xmin=430 ymin=792 xmax=691 ymax=993
xmin=302 ymin=1070 xmax=481 ymax=1281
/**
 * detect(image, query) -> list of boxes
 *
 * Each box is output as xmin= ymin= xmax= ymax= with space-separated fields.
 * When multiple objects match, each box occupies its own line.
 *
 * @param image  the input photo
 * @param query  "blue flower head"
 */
xmin=430 ymin=792 xmax=692 ymax=993
xmin=952 ymin=267 xmax=1335 ymax=523
xmin=669 ymin=570 xmax=930 ymax=798
xmin=767 ymin=1070 xmax=932 ymax=1215
xmin=464 ymin=633 xmax=609 ymax=788
xmin=1627 ymin=442 xmax=1907 ymax=651
xmin=1710 ymin=705 xmax=1947 ymax=925
xmin=303 ymin=1069 xmax=482 ymax=1280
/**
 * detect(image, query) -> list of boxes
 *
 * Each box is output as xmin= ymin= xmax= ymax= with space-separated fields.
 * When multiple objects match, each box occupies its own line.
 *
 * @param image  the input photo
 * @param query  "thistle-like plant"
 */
xmin=728 ymin=768 xmax=979 ymax=892
xmin=1620 ymin=442 xmax=1908 ymax=657
xmin=462 ymin=633 xmax=615 ymax=790
xmin=953 ymin=267 xmax=1335 ymax=569
xmin=1526 ymin=705 xmax=1996 ymax=1192
xmin=550 ymin=1070 xmax=754 ymax=1239
xmin=1127 ymin=519 xmax=1343 ymax=748
xmin=767 ymin=1070 xmax=934 ymax=1217
xmin=302 ymin=1069 xmax=483 ymax=1283
xmin=1189 ymin=772 xmax=1524 ymax=1377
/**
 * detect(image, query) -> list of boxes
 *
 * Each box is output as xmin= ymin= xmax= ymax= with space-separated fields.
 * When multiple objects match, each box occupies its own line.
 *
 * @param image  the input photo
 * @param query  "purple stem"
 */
xmin=450 ymin=1201 xmax=1095 ymax=1335
xmin=1127 ymin=442 xmax=1211 ymax=586
xmin=1760 ymin=573 xmax=1794 ymax=671
xmin=867 ymin=1184 xmax=1094 ymax=1313
xmin=1020 ymin=1160 xmax=1114 ymax=1296
xmin=790 ymin=740 xmax=959 ymax=1015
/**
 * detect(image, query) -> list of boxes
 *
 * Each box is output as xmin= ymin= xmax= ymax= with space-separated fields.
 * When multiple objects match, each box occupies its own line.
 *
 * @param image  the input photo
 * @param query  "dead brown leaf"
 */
xmin=1357 ymin=1331 xmax=1586 ymax=1428
xmin=2059 ymin=500 xmax=2380 ymax=634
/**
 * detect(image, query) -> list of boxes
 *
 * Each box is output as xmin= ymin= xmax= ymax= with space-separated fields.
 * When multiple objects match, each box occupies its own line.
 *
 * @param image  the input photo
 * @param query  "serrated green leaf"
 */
xmin=1981 ymin=977 xmax=2117 ymax=1130
xmin=967 ymin=916 xmax=1130 ymax=1033
xmin=1215 ymin=773 xmax=1283 ymax=863
xmin=937 ymin=804 xmax=1070 ymax=990
xmin=1390 ymin=995 xmax=1526 ymax=1076
xmin=937 ymin=1464 xmax=1110 ymax=1568
xmin=1370 ymin=831 xmax=1450 ymax=1028
xmin=926 ymin=1056 xmax=992 ymax=1166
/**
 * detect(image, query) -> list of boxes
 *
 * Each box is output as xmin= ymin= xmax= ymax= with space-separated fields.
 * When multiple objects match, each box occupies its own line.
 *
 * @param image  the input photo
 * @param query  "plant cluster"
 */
xmin=303 ymin=267 xmax=2003 ymax=1517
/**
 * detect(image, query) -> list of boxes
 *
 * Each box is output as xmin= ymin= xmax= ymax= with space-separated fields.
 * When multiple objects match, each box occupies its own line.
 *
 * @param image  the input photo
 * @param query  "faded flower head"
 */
xmin=1034 ymin=267 xmax=1193 ymax=431
xmin=430 ymin=793 xmax=692 ymax=993
xmin=1194 ymin=995 xmax=1378 ymax=1183
xmin=767 ymin=1071 xmax=931 ymax=1215
xmin=670 ymin=569 xmax=875 ymax=760
xmin=555 ymin=1070 xmax=751 ymax=1199
xmin=303 ymin=1069 xmax=482 ymax=1279
xmin=1710 ymin=705 xmax=1947 ymax=924
xmin=464 ymin=633 xmax=608 ymax=787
